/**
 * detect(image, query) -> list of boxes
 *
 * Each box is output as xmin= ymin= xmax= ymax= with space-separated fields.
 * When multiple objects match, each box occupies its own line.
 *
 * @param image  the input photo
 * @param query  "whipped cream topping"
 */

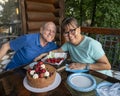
xmin=33 ymin=73 xmax=39 ymax=79
xmin=41 ymin=64 xmax=45 ymax=69
xmin=44 ymin=71 xmax=50 ymax=77
xmin=30 ymin=70 xmax=35 ymax=75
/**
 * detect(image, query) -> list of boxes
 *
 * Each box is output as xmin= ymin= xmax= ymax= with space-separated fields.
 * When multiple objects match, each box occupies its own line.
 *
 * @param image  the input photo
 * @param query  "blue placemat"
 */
xmin=65 ymin=64 xmax=88 ymax=73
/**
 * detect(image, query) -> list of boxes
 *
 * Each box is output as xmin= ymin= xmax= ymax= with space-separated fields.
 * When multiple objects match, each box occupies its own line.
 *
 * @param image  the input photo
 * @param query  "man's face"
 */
xmin=63 ymin=25 xmax=80 ymax=45
xmin=41 ymin=22 xmax=56 ymax=42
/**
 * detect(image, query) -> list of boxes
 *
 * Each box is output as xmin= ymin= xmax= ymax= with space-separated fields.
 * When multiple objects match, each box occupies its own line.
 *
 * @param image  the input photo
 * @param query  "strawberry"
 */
xmin=38 ymin=61 xmax=43 ymax=65
xmin=28 ymin=68 xmax=32 ymax=73
xmin=46 ymin=58 xmax=51 ymax=63
xmin=56 ymin=58 xmax=61 ymax=63
xmin=55 ymin=58 xmax=58 ymax=63
xmin=39 ymin=73 xmax=44 ymax=78
xmin=35 ymin=67 xmax=40 ymax=72
xmin=41 ymin=69 xmax=46 ymax=73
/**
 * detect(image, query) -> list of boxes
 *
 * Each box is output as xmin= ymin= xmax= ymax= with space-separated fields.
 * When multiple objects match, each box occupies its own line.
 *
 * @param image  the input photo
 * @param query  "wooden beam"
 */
xmin=54 ymin=17 xmax=60 ymax=25
xmin=81 ymin=27 xmax=120 ymax=35
xmin=27 ymin=12 xmax=56 ymax=21
xmin=20 ymin=0 xmax=27 ymax=34
xmin=26 ymin=1 xmax=55 ymax=12
xmin=26 ymin=0 xmax=57 ymax=4
xmin=27 ymin=21 xmax=44 ymax=31
xmin=54 ymin=9 xmax=64 ymax=17
xmin=54 ymin=0 xmax=63 ymax=8
xmin=27 ymin=22 xmax=60 ymax=32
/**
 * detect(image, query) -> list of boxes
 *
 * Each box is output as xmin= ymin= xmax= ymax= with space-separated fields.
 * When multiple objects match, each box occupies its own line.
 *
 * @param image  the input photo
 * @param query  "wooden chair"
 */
xmin=19 ymin=0 xmax=64 ymax=46
xmin=0 ymin=36 xmax=18 ymax=47
xmin=81 ymin=27 xmax=120 ymax=70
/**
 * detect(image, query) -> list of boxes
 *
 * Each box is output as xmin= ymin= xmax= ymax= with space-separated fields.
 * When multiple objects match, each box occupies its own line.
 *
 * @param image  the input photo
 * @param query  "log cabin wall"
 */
xmin=20 ymin=0 xmax=65 ymax=46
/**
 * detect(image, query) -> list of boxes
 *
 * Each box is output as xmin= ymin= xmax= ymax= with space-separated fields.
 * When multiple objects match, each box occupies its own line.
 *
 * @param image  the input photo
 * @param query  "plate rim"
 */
xmin=23 ymin=72 xmax=61 ymax=93
xmin=96 ymin=81 xmax=113 ymax=89
xmin=67 ymin=73 xmax=96 ymax=92
xmin=96 ymin=82 xmax=113 ymax=96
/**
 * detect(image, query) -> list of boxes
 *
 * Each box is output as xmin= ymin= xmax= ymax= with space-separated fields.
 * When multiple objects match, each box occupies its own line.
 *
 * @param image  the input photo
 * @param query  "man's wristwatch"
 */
xmin=85 ymin=64 xmax=90 ymax=70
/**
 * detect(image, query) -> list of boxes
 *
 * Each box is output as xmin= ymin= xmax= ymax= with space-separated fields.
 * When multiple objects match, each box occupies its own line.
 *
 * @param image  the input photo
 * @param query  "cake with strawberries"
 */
xmin=26 ymin=61 xmax=56 ymax=88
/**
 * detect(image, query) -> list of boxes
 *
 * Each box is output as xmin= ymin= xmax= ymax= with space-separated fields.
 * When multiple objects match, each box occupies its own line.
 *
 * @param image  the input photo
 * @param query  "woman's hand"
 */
xmin=68 ymin=63 xmax=87 ymax=70
xmin=34 ymin=53 xmax=48 ymax=62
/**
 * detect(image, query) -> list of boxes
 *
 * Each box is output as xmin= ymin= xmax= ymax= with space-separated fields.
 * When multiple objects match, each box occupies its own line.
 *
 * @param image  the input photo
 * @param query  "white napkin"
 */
xmin=47 ymin=52 xmax=67 ymax=58
xmin=97 ymin=83 xmax=120 ymax=96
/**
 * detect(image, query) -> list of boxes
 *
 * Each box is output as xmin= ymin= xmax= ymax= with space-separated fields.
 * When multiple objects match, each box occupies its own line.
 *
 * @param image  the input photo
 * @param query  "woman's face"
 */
xmin=41 ymin=22 xmax=56 ymax=42
xmin=63 ymin=24 xmax=81 ymax=45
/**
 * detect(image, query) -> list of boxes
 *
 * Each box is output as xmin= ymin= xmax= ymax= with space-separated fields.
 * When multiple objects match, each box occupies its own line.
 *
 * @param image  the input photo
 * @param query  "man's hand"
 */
xmin=34 ymin=53 xmax=48 ymax=62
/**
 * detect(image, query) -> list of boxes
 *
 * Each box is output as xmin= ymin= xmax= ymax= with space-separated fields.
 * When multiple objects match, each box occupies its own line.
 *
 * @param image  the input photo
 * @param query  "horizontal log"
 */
xmin=27 ymin=12 xmax=56 ymax=21
xmin=26 ymin=0 xmax=64 ymax=9
xmin=27 ymin=29 xmax=60 ymax=33
xmin=26 ymin=0 xmax=57 ymax=4
xmin=26 ymin=1 xmax=55 ymax=12
xmin=27 ymin=29 xmax=61 ymax=35
xmin=27 ymin=21 xmax=60 ymax=31
xmin=27 ymin=21 xmax=44 ymax=31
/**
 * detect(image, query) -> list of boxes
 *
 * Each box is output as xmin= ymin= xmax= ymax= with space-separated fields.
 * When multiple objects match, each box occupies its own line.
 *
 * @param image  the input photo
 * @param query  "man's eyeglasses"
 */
xmin=64 ymin=28 xmax=77 ymax=36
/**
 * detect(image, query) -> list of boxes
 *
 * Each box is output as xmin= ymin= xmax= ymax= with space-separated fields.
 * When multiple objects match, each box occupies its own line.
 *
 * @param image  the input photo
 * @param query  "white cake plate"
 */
xmin=23 ymin=73 xmax=61 ymax=93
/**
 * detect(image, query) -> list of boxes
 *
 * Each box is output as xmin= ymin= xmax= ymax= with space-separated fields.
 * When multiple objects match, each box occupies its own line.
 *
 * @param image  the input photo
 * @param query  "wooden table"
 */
xmin=0 ymin=64 xmax=120 ymax=96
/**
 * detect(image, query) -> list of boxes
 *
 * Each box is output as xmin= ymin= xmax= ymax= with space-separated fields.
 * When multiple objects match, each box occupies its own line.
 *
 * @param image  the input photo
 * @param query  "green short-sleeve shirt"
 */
xmin=61 ymin=36 xmax=105 ymax=64
xmin=61 ymin=36 xmax=113 ymax=77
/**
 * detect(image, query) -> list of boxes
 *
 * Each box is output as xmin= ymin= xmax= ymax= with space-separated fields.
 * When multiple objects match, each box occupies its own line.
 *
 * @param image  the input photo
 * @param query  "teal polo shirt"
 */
xmin=61 ymin=36 xmax=105 ymax=63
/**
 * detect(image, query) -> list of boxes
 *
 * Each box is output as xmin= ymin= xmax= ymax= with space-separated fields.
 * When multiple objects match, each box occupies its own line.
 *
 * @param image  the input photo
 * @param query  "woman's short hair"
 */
xmin=61 ymin=17 xmax=79 ymax=31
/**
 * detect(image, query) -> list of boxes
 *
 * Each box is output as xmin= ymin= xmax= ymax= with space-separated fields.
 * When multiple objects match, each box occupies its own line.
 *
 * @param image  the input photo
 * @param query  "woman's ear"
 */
xmin=78 ymin=27 xmax=81 ymax=33
xmin=75 ymin=27 xmax=81 ymax=35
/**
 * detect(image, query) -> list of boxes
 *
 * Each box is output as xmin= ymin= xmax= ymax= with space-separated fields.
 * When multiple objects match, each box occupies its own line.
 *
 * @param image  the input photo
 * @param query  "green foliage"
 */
xmin=65 ymin=0 xmax=120 ymax=28
xmin=0 ymin=0 xmax=16 ymax=24
xmin=95 ymin=0 xmax=120 ymax=28
xmin=65 ymin=0 xmax=81 ymax=24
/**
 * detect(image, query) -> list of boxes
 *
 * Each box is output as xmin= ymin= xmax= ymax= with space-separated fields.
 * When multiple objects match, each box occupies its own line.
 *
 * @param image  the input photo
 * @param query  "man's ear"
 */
xmin=40 ymin=27 xmax=43 ymax=34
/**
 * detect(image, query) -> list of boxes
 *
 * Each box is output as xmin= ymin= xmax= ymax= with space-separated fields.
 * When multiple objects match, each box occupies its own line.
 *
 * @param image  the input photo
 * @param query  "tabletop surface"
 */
xmin=0 ymin=61 xmax=120 ymax=96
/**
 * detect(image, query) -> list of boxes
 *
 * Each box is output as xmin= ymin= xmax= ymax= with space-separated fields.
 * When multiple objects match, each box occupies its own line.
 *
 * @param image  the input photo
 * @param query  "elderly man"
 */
xmin=0 ymin=22 xmax=58 ymax=70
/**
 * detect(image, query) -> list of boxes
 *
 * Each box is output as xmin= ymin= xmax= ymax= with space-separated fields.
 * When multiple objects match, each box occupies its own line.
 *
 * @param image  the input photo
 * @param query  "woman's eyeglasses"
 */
xmin=64 ymin=28 xmax=77 ymax=36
